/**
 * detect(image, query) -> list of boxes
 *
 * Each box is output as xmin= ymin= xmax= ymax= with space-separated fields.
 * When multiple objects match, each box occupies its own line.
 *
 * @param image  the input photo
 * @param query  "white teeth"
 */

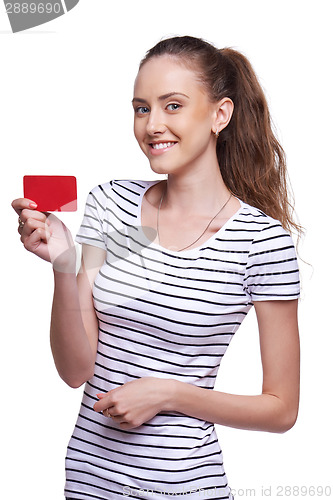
xmin=151 ymin=142 xmax=175 ymax=149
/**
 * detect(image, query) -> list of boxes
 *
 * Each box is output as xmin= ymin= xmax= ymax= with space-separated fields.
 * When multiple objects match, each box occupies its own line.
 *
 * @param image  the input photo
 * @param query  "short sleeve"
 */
xmin=243 ymin=223 xmax=300 ymax=301
xmin=75 ymin=185 xmax=108 ymax=250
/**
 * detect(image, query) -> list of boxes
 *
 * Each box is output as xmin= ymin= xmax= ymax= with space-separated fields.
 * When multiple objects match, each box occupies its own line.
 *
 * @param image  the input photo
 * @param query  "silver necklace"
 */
xmin=157 ymin=187 xmax=233 ymax=252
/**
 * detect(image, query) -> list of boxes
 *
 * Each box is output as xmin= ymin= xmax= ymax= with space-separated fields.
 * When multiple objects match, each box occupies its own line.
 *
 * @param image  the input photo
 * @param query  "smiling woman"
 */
xmin=12 ymin=35 xmax=301 ymax=500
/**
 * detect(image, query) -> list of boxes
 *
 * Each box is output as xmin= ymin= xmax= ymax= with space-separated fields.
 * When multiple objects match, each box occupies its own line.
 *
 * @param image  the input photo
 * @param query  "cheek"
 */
xmin=133 ymin=120 xmax=150 ymax=157
xmin=191 ymin=96 xmax=215 ymax=122
xmin=133 ymin=119 xmax=143 ymax=142
xmin=182 ymin=113 xmax=213 ymax=145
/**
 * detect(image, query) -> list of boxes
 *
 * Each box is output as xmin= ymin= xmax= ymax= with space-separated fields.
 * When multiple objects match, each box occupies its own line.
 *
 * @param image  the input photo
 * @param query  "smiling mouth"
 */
xmin=150 ymin=141 xmax=177 ymax=150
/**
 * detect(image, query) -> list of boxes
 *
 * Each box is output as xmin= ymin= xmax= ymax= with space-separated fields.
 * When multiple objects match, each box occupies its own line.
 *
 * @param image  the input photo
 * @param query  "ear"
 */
xmin=212 ymin=97 xmax=234 ymax=135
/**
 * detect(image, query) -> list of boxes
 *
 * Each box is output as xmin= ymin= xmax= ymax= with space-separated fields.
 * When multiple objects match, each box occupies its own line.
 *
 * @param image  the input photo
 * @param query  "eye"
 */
xmin=166 ymin=103 xmax=181 ymax=111
xmin=135 ymin=106 xmax=150 ymax=115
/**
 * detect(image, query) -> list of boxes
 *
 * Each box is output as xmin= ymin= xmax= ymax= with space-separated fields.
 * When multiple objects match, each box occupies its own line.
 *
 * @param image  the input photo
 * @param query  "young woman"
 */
xmin=12 ymin=36 xmax=301 ymax=500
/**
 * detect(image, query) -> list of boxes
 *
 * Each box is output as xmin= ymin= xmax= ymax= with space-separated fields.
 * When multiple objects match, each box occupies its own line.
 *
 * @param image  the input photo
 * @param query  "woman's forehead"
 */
xmin=134 ymin=55 xmax=204 ymax=96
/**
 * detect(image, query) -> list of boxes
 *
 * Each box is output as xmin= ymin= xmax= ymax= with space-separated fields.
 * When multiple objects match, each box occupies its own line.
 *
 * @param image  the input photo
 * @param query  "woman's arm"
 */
xmin=50 ymin=243 xmax=105 ymax=388
xmin=12 ymin=198 xmax=104 ymax=389
xmin=167 ymin=299 xmax=300 ymax=433
xmin=94 ymin=299 xmax=300 ymax=432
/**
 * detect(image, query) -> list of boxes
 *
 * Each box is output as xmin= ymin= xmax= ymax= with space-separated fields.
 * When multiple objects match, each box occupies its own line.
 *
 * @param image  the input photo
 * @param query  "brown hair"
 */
xmin=140 ymin=35 xmax=301 ymax=237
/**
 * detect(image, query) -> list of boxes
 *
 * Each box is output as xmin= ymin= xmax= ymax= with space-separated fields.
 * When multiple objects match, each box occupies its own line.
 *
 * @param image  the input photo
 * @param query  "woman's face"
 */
xmin=132 ymin=55 xmax=219 ymax=177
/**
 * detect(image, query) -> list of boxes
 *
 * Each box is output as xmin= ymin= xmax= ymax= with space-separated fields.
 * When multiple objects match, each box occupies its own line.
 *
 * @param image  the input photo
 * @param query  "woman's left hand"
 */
xmin=93 ymin=377 xmax=174 ymax=429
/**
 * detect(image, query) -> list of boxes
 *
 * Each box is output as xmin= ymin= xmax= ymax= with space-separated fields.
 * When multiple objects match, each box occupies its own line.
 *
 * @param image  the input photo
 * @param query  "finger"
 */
xmin=20 ymin=218 xmax=49 ymax=242
xmin=94 ymin=396 xmax=115 ymax=413
xmin=102 ymin=409 xmax=113 ymax=418
xmin=96 ymin=393 xmax=108 ymax=399
xmin=109 ymin=414 xmax=125 ymax=422
xmin=18 ymin=211 xmax=49 ymax=237
xmin=94 ymin=399 xmax=108 ymax=413
xmin=102 ymin=409 xmax=126 ymax=423
xmin=94 ymin=393 xmax=108 ymax=413
xmin=12 ymin=198 xmax=38 ymax=216
xmin=22 ymin=227 xmax=51 ymax=253
xmin=20 ymin=209 xmax=48 ymax=224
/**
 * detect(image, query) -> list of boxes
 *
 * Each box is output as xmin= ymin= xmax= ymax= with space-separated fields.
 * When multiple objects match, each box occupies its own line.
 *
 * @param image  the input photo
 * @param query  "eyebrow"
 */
xmin=132 ymin=92 xmax=190 ymax=104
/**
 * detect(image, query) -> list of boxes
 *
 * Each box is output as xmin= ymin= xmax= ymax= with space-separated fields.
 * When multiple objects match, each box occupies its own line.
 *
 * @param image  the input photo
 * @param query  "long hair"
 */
xmin=140 ymin=36 xmax=302 ymax=237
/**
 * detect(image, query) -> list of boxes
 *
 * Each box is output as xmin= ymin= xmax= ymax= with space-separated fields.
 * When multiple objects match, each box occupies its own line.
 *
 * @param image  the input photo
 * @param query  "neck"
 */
xmin=162 ymin=165 xmax=230 ymax=215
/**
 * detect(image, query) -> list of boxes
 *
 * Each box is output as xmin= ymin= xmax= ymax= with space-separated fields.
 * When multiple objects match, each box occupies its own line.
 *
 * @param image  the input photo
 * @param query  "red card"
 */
xmin=23 ymin=175 xmax=77 ymax=212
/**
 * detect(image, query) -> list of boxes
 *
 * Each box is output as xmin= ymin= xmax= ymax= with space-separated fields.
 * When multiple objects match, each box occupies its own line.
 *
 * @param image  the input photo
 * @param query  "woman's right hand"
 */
xmin=12 ymin=198 xmax=76 ymax=273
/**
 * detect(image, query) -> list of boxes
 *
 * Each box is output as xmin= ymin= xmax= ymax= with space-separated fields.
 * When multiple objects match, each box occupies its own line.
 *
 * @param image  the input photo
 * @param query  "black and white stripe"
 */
xmin=65 ymin=180 xmax=300 ymax=499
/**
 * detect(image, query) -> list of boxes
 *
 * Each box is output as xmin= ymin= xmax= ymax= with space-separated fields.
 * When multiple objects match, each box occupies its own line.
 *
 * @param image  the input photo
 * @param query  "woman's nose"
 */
xmin=146 ymin=109 xmax=166 ymax=136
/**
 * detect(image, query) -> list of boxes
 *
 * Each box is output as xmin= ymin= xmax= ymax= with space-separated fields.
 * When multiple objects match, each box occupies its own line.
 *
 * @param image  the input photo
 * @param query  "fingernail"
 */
xmin=29 ymin=202 xmax=38 ymax=208
xmin=96 ymin=393 xmax=107 ymax=399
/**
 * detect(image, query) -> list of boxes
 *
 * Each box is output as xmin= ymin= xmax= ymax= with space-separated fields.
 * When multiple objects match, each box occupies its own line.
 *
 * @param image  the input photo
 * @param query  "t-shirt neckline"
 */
xmin=137 ymin=179 xmax=244 ymax=256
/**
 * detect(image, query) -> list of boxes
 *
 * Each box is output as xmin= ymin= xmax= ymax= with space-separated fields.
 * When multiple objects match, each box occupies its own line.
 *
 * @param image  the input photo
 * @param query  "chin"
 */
xmin=148 ymin=160 xmax=172 ymax=176
xmin=147 ymin=156 xmax=190 ymax=176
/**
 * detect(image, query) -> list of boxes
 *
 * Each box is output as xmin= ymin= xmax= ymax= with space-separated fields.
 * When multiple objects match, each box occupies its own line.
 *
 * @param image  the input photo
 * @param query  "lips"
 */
xmin=148 ymin=141 xmax=177 ymax=155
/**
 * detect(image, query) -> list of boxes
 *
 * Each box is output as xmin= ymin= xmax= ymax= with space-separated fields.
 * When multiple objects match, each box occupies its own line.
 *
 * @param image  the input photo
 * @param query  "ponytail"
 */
xmin=216 ymin=48 xmax=300 ymax=235
xmin=140 ymin=36 xmax=302 ymax=237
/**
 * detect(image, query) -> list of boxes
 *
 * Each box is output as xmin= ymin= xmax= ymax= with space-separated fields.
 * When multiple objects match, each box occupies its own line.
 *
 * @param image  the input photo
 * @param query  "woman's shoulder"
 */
xmin=85 ymin=180 xmax=160 ymax=220
xmin=237 ymin=200 xmax=288 ymax=234
xmin=237 ymin=201 xmax=297 ymax=260
xmin=89 ymin=179 xmax=158 ymax=199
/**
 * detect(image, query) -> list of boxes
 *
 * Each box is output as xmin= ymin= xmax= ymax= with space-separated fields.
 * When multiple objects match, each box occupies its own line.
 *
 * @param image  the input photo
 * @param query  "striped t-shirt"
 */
xmin=65 ymin=179 xmax=300 ymax=500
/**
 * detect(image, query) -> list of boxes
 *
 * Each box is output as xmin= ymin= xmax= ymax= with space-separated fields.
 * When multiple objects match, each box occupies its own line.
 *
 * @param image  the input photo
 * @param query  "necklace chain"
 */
xmin=156 ymin=187 xmax=233 ymax=252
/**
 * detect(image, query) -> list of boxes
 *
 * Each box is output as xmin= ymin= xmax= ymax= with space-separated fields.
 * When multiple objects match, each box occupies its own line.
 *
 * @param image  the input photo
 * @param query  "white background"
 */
xmin=1 ymin=1 xmax=332 ymax=498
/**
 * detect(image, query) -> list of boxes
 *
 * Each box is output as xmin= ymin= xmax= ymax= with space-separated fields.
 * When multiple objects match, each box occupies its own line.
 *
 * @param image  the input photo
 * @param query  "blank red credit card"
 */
xmin=23 ymin=175 xmax=77 ymax=212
